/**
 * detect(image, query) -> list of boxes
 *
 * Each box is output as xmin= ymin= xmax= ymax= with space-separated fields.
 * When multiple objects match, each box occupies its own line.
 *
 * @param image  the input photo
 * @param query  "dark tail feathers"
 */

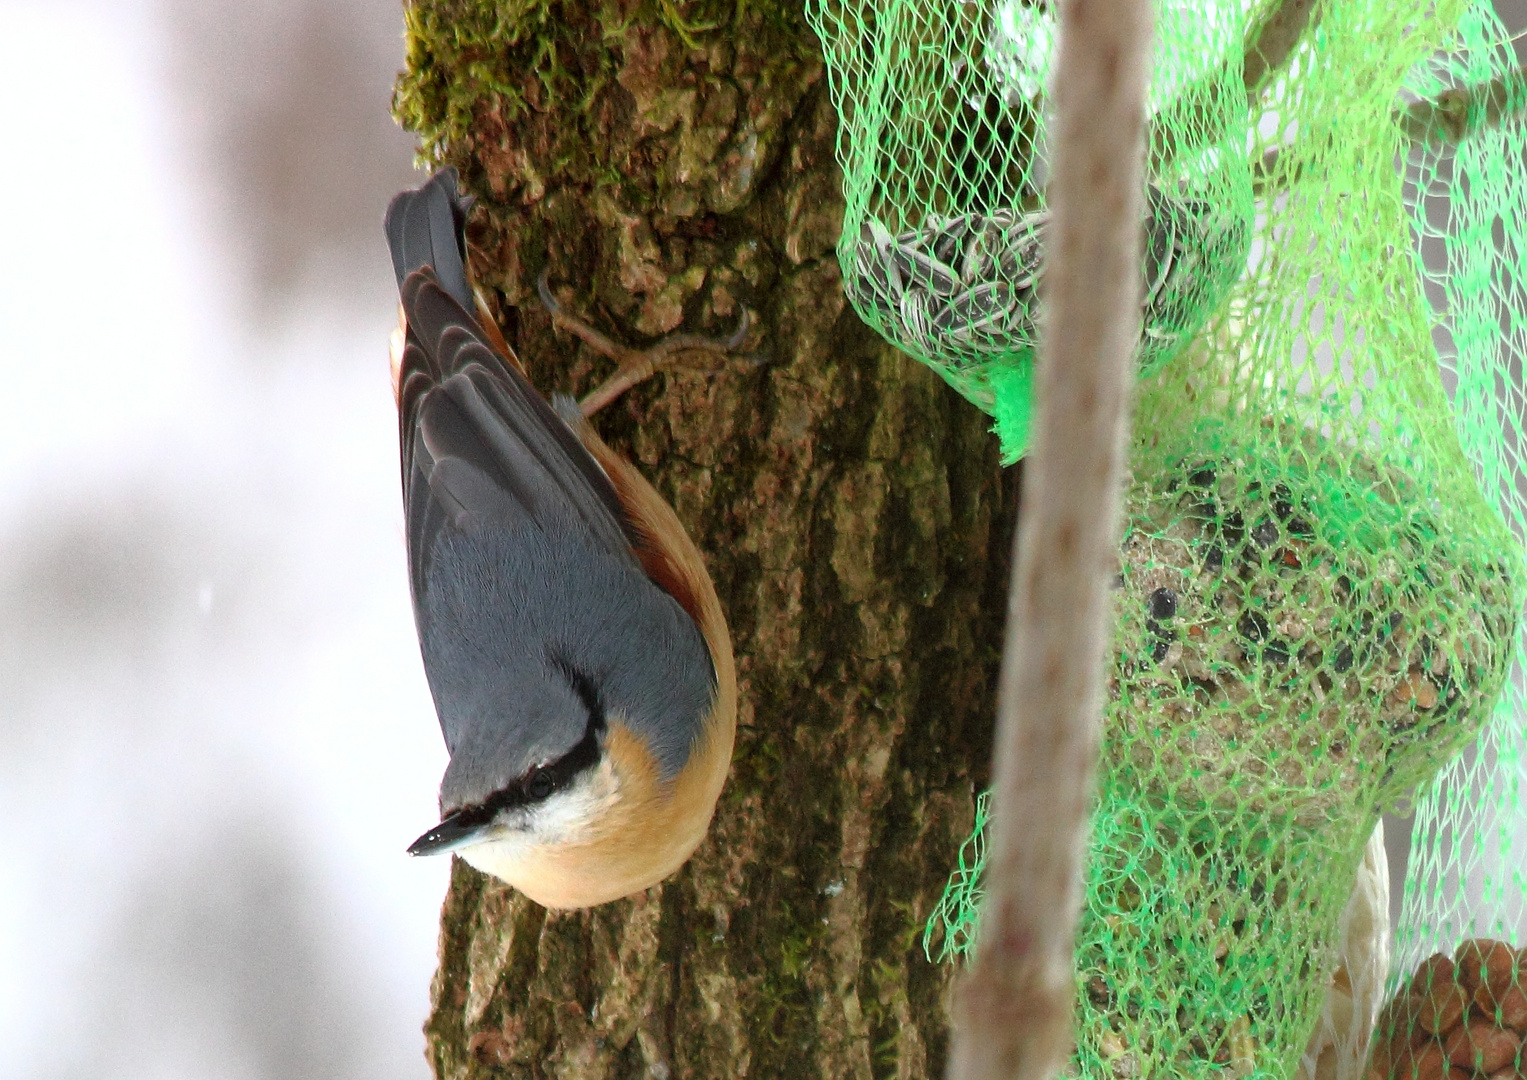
xmin=385 ymin=167 xmax=475 ymax=314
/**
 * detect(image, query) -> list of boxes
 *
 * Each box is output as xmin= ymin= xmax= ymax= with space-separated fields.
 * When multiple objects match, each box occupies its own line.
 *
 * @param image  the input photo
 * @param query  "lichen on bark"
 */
xmin=393 ymin=2 xmax=1017 ymax=1077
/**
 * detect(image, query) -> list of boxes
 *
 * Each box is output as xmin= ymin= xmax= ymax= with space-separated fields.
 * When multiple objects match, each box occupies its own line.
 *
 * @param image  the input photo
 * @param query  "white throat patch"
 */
xmin=456 ymin=753 xmax=621 ymax=876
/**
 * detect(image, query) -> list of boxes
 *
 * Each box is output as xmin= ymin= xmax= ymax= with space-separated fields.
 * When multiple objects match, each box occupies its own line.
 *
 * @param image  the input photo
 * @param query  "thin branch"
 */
xmin=1251 ymin=65 xmax=1527 ymax=196
xmin=1399 ymin=66 xmax=1527 ymax=146
xmin=945 ymin=0 xmax=1150 ymax=1078
xmin=1242 ymin=0 xmax=1324 ymax=98
xmin=1147 ymin=0 xmax=1322 ymax=173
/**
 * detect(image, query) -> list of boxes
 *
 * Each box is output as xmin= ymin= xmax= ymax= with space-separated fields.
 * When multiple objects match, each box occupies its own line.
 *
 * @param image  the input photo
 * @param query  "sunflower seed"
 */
xmin=893 ymin=244 xmax=962 ymax=296
xmin=899 ymin=288 xmax=933 ymax=345
xmin=851 ymin=249 xmax=899 ymax=310
xmin=934 ymin=281 xmax=1014 ymax=333
xmin=1142 ymin=200 xmax=1177 ymax=303
xmin=859 ymin=219 xmax=904 ymax=302
xmin=918 ymin=213 xmax=958 ymax=241
xmin=926 ymin=214 xmax=971 ymax=265
xmin=997 ymin=216 xmax=1047 ymax=289
xmin=960 ymin=219 xmax=1004 ymax=284
xmin=845 ymin=268 xmax=878 ymax=311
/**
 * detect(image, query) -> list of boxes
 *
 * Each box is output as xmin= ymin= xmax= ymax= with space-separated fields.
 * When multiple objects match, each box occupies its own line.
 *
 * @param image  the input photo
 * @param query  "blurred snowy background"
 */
xmin=0 ymin=0 xmax=443 ymax=1076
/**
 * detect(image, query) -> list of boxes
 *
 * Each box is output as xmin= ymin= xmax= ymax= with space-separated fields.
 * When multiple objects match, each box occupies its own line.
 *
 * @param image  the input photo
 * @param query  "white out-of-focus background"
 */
xmin=0 ymin=1 xmax=445 ymax=1077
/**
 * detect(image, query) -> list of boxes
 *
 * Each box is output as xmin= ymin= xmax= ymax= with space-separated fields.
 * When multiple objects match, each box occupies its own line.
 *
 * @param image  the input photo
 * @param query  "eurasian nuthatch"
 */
xmin=384 ymin=168 xmax=738 ymax=909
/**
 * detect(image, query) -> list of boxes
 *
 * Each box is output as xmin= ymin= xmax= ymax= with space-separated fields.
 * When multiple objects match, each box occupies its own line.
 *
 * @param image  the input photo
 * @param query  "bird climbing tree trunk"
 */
xmin=392 ymin=3 xmax=1017 ymax=1077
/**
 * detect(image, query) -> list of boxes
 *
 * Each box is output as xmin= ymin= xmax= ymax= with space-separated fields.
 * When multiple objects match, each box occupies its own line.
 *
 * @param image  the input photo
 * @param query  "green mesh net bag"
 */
xmin=1393 ymin=0 xmax=1527 ymax=977
xmin=1361 ymin=6 xmax=1527 ymax=1080
xmin=895 ymin=1 xmax=1527 ymax=1079
xmin=807 ymin=0 xmax=1254 ymax=462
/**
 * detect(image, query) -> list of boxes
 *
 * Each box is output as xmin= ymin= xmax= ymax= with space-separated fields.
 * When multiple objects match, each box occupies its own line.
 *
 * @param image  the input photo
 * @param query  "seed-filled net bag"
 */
xmin=806 ymin=0 xmax=1253 ymax=462
xmin=904 ymin=1 xmax=1526 ymax=1079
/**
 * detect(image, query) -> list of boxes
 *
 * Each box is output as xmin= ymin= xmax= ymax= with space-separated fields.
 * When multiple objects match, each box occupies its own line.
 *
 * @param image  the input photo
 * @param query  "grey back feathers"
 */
xmin=421 ymin=524 xmax=716 ymax=809
xmin=386 ymin=170 xmax=717 ymax=813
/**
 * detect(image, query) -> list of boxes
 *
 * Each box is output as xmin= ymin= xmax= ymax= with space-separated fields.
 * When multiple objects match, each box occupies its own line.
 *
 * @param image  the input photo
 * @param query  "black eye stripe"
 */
xmin=526 ymin=656 xmax=604 ymax=799
xmin=436 ymin=658 xmax=606 ymax=829
xmin=548 ymin=656 xmax=604 ymax=728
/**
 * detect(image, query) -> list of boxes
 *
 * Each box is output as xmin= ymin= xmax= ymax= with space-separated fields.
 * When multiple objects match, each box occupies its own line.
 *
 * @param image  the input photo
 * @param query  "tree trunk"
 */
xmin=393 ymin=3 xmax=1017 ymax=1077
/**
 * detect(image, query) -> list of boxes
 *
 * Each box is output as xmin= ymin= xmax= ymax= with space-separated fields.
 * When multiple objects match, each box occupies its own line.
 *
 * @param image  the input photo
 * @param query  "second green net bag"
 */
xmin=878 ymin=1 xmax=1527 ymax=1079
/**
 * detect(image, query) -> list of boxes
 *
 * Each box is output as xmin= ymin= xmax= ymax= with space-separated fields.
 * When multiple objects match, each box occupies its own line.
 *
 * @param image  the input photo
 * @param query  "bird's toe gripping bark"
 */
xmin=537 ymin=269 xmax=756 ymax=417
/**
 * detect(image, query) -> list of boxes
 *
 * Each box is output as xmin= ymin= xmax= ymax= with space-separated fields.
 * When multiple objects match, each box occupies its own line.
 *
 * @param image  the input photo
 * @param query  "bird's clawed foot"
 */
xmin=537 ymin=270 xmax=756 ymax=418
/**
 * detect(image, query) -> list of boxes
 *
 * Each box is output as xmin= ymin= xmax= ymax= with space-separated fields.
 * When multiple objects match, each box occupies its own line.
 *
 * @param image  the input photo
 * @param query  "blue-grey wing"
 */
xmin=396 ymin=269 xmax=637 ymax=596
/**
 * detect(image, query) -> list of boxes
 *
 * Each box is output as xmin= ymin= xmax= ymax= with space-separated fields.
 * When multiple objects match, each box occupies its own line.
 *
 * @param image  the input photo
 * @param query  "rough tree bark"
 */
xmin=392 ymin=2 xmax=1018 ymax=1078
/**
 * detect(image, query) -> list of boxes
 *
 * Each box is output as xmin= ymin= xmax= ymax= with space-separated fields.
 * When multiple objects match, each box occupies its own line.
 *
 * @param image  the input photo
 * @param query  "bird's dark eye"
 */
xmin=526 ymin=769 xmax=554 ymax=800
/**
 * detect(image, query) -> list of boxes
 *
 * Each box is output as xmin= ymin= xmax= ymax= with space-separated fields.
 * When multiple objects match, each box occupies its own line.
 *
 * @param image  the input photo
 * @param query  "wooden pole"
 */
xmin=946 ymin=0 xmax=1152 ymax=1077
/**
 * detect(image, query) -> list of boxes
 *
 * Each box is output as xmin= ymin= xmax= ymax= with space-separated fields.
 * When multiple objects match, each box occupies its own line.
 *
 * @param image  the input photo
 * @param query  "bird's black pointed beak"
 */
xmin=407 ymin=812 xmax=488 ymax=856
